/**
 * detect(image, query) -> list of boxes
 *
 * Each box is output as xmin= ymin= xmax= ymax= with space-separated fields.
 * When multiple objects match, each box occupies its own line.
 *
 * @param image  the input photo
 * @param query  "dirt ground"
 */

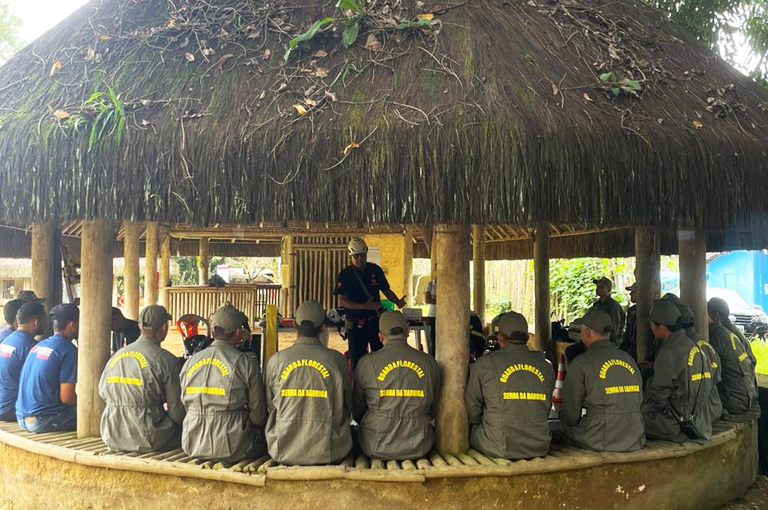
xmin=719 ymin=476 xmax=768 ymax=509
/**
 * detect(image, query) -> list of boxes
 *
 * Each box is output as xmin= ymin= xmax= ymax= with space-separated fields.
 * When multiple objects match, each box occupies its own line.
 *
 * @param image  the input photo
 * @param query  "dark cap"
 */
xmin=498 ymin=312 xmax=528 ymax=336
xmin=650 ymin=299 xmax=681 ymax=327
xmin=662 ymin=293 xmax=681 ymax=305
xmin=296 ymin=300 xmax=325 ymax=328
xmin=50 ymin=303 xmax=79 ymax=324
xmin=211 ymin=303 xmax=248 ymax=335
xmin=675 ymin=303 xmax=695 ymax=324
xmin=17 ymin=290 xmax=45 ymax=303
xmin=708 ymin=297 xmax=730 ymax=317
xmin=581 ymin=309 xmax=614 ymax=335
xmin=593 ymin=277 xmax=612 ymax=290
xmin=379 ymin=311 xmax=408 ymax=336
xmin=139 ymin=305 xmax=172 ymax=330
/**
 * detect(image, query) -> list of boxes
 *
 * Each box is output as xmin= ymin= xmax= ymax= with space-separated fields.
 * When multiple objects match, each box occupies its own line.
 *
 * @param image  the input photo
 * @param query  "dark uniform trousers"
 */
xmin=348 ymin=316 xmax=382 ymax=370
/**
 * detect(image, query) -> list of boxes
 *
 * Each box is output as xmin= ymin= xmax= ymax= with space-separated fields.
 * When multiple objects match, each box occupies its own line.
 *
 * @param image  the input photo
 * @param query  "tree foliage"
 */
xmin=0 ymin=2 xmax=22 ymax=64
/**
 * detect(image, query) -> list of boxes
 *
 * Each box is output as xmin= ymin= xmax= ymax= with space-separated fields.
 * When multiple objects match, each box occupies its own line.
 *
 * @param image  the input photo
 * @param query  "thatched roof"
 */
xmin=0 ymin=0 xmax=767 ymax=232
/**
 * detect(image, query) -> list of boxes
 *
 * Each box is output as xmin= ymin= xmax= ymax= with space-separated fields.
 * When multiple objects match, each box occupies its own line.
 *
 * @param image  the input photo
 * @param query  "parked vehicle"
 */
xmin=708 ymin=287 xmax=768 ymax=341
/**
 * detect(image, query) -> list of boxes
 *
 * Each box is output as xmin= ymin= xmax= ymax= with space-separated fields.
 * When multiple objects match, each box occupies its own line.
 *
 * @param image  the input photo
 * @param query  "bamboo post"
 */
xmin=145 ymin=222 xmax=159 ymax=305
xmin=533 ymin=223 xmax=550 ymax=353
xmin=280 ymin=235 xmax=293 ymax=317
xmin=679 ymin=230 xmax=708 ymax=340
xmin=78 ymin=219 xmax=114 ymax=438
xmin=263 ymin=304 xmax=278 ymax=370
xmin=31 ymin=222 xmax=54 ymax=312
xmin=159 ymin=229 xmax=171 ymax=309
xmin=435 ymin=224 xmax=470 ymax=455
xmin=199 ymin=238 xmax=210 ymax=285
xmin=123 ymin=222 xmax=140 ymax=320
xmin=430 ymin=227 xmax=438 ymax=280
xmin=635 ymin=228 xmax=660 ymax=362
xmin=403 ymin=227 xmax=414 ymax=307
xmin=472 ymin=225 xmax=486 ymax=324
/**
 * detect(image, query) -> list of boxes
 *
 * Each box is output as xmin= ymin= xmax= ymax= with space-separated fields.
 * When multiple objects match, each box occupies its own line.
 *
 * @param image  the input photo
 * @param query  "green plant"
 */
xmin=63 ymin=83 xmax=126 ymax=151
xmin=599 ymin=71 xmax=642 ymax=97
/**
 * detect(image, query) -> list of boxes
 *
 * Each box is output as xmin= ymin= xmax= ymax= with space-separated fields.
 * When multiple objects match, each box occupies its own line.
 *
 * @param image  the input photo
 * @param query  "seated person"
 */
xmin=0 ymin=299 xmax=25 ymax=342
xmin=707 ymin=298 xmax=756 ymax=415
xmin=465 ymin=312 xmax=555 ymax=460
xmin=111 ymin=307 xmax=141 ymax=354
xmin=642 ymin=300 xmax=712 ymax=442
xmin=353 ymin=311 xmax=440 ymax=460
xmin=560 ymin=309 xmax=645 ymax=452
xmin=181 ymin=303 xmax=267 ymax=462
xmin=16 ymin=304 xmax=79 ymax=433
xmin=265 ymin=300 xmax=352 ymax=465
xmin=99 ymin=305 xmax=185 ymax=452
xmin=0 ymin=303 xmax=47 ymax=421
xmin=677 ymin=303 xmax=723 ymax=424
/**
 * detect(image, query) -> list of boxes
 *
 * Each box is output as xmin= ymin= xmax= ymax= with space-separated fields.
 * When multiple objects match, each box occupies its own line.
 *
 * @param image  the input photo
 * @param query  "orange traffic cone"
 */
xmin=549 ymin=354 xmax=566 ymax=419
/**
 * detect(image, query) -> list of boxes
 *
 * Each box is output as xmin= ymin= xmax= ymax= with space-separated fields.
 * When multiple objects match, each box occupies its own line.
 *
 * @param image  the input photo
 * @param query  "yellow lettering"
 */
xmin=499 ymin=364 xmax=545 ymax=383
xmin=109 ymin=351 xmax=148 ymax=369
xmin=106 ymin=376 xmax=143 ymax=386
xmin=377 ymin=360 xmax=425 ymax=382
xmin=281 ymin=359 xmax=330 ymax=380
xmin=605 ymin=385 xmax=640 ymax=395
xmin=503 ymin=392 xmax=546 ymax=401
xmin=185 ymin=386 xmax=226 ymax=396
xmin=599 ymin=359 xmax=636 ymax=379
xmin=186 ymin=358 xmax=230 ymax=379
xmin=379 ymin=388 xmax=425 ymax=398
xmin=281 ymin=388 xmax=328 ymax=398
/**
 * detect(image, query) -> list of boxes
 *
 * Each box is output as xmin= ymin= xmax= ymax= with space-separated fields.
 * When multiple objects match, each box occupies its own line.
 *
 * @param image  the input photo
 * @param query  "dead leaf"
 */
xmin=263 ymin=49 xmax=271 ymax=60
xmin=85 ymin=47 xmax=96 ymax=62
xmin=201 ymin=48 xmax=216 ymax=57
xmin=315 ymin=67 xmax=329 ymax=78
xmin=305 ymin=98 xmax=318 ymax=107
xmin=278 ymin=83 xmax=288 ymax=92
xmin=365 ymin=34 xmax=382 ymax=52
xmin=325 ymin=90 xmax=338 ymax=102
xmin=417 ymin=13 xmax=434 ymax=21
xmin=293 ymin=104 xmax=308 ymax=115
xmin=139 ymin=99 xmax=150 ymax=107
xmin=551 ymin=82 xmax=559 ymax=96
xmin=247 ymin=30 xmax=262 ymax=39
xmin=49 ymin=61 xmax=61 ymax=77
xmin=185 ymin=52 xmax=195 ymax=62
xmin=344 ymin=142 xmax=359 ymax=155
xmin=416 ymin=1 xmax=425 ymax=7
xmin=219 ymin=28 xmax=230 ymax=38
xmin=693 ymin=120 xmax=703 ymax=129
xmin=313 ymin=50 xmax=328 ymax=58
xmin=140 ymin=119 xmax=152 ymax=127
xmin=52 ymin=110 xmax=70 ymax=120
xmin=259 ymin=90 xmax=266 ymax=100
xmin=218 ymin=53 xmax=234 ymax=69
xmin=166 ymin=19 xmax=176 ymax=29
xmin=583 ymin=92 xmax=593 ymax=102
xmin=98 ymin=34 xmax=112 ymax=41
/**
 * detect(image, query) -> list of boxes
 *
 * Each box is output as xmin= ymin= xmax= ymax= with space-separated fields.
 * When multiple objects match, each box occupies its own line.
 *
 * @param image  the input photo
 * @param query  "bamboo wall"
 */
xmin=167 ymin=284 xmax=280 ymax=324
xmin=290 ymin=236 xmax=351 ymax=315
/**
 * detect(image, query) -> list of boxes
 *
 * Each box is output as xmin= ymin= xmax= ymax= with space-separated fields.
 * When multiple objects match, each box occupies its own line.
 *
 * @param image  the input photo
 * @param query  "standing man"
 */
xmin=465 ymin=312 xmax=555 ymax=460
xmin=180 ymin=303 xmax=267 ymax=462
xmin=0 ymin=303 xmax=47 ymax=421
xmin=708 ymin=298 xmax=756 ymax=415
xmin=335 ymin=238 xmax=405 ymax=370
xmin=560 ymin=309 xmax=645 ymax=452
xmin=642 ymin=300 xmax=711 ymax=442
xmin=99 ymin=305 xmax=185 ymax=453
xmin=353 ymin=311 xmax=440 ymax=461
xmin=16 ymin=304 xmax=79 ymax=433
xmin=265 ymin=300 xmax=352 ymax=465
xmin=620 ymin=283 xmax=657 ymax=364
xmin=592 ymin=277 xmax=625 ymax=344
xmin=111 ymin=307 xmax=141 ymax=354
xmin=0 ymin=299 xmax=25 ymax=342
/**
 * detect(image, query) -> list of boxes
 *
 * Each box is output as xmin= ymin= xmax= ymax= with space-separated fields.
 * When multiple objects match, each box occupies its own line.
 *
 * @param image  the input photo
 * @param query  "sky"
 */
xmin=6 ymin=0 xmax=89 ymax=44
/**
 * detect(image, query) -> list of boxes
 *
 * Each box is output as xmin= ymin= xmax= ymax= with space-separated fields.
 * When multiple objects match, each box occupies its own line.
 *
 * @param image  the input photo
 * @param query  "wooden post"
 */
xmin=123 ymin=222 xmax=140 ymax=320
xmin=145 ymin=222 xmax=159 ymax=305
xmin=533 ymin=223 xmax=550 ymax=353
xmin=635 ymin=228 xmax=660 ymax=362
xmin=199 ymin=238 xmax=210 ymax=285
xmin=403 ymin=227 xmax=414 ymax=307
xmin=430 ymin=228 xmax=438 ymax=280
xmin=263 ymin=304 xmax=279 ymax=371
xmin=435 ymin=224 xmax=470 ymax=455
xmin=472 ymin=225 xmax=486 ymax=324
xmin=31 ymin=222 xmax=54 ymax=312
xmin=280 ymin=236 xmax=294 ymax=317
xmin=78 ymin=219 xmax=114 ymax=438
xmin=679 ymin=230 xmax=708 ymax=340
xmin=159 ymin=229 xmax=171 ymax=309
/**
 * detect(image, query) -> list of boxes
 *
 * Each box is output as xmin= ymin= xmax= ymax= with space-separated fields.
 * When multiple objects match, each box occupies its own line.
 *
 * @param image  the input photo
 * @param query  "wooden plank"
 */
xmin=442 ymin=453 xmax=463 ymax=467
xmin=415 ymin=458 xmax=432 ymax=470
xmin=241 ymin=455 xmax=270 ymax=473
xmin=370 ymin=458 xmax=386 ymax=470
xmin=386 ymin=460 xmax=399 ymax=470
xmin=344 ymin=470 xmax=425 ymax=483
xmin=427 ymin=451 xmax=447 ymax=467
xmin=467 ymin=449 xmax=496 ymax=466
xmin=401 ymin=460 xmax=417 ymax=471
xmin=257 ymin=458 xmax=277 ymax=473
xmin=266 ymin=465 xmax=346 ymax=481
xmin=354 ymin=454 xmax=370 ymax=469
xmin=456 ymin=453 xmax=479 ymax=466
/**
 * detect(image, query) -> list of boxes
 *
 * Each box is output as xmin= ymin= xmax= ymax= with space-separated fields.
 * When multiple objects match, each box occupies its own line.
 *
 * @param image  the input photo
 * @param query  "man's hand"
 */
xmin=395 ymin=298 xmax=406 ymax=309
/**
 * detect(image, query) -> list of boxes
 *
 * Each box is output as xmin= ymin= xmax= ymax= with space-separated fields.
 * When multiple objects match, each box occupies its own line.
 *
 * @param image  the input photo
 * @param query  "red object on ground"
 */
xmin=551 ymin=354 xmax=567 ymax=415
xmin=177 ymin=314 xmax=208 ymax=340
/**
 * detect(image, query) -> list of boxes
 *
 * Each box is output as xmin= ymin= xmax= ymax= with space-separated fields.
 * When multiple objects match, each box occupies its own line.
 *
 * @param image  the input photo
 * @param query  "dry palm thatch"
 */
xmin=0 ymin=0 xmax=767 ymax=231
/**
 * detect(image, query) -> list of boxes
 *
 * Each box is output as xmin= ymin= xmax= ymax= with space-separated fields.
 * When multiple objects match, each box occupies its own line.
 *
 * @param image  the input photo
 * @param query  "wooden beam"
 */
xmin=78 ymin=219 xmax=114 ymax=438
xmin=198 ymin=238 xmax=209 ymax=285
xmin=533 ymin=222 xmax=550 ymax=353
xmin=159 ymin=229 xmax=171 ymax=309
xmin=635 ymin=228 xmax=660 ymax=362
xmin=472 ymin=225 xmax=486 ymax=324
xmin=145 ymin=223 xmax=159 ymax=305
xmin=404 ymin=227 xmax=414 ymax=307
xmin=679 ymin=230 xmax=708 ymax=341
xmin=31 ymin=222 xmax=54 ymax=313
xmin=123 ymin=222 xmax=140 ymax=321
xmin=435 ymin=224 xmax=470 ymax=455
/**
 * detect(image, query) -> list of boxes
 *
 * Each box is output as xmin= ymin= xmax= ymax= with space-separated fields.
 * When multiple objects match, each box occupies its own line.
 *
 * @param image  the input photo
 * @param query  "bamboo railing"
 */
xmin=167 ymin=284 xmax=280 ymax=323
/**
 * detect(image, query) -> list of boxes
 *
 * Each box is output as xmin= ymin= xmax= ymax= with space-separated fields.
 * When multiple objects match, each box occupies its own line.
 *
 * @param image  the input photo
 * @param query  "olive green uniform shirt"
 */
xmin=592 ymin=297 xmax=626 ymax=344
xmin=265 ymin=337 xmax=353 ymax=466
xmin=180 ymin=340 xmax=267 ymax=462
xmin=709 ymin=322 xmax=756 ymax=414
xmin=99 ymin=336 xmax=185 ymax=453
xmin=685 ymin=327 xmax=723 ymax=424
xmin=723 ymin=320 xmax=759 ymax=399
xmin=465 ymin=344 xmax=555 ymax=460
xmin=560 ymin=340 xmax=645 ymax=452
xmin=642 ymin=330 xmax=713 ymax=442
xmin=353 ymin=338 xmax=440 ymax=461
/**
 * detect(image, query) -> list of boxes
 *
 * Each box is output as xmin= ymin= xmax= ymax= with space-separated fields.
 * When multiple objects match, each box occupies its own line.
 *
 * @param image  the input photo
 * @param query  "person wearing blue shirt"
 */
xmin=0 ymin=299 xmax=25 ymax=343
xmin=16 ymin=303 xmax=79 ymax=433
xmin=0 ymin=302 xmax=47 ymax=421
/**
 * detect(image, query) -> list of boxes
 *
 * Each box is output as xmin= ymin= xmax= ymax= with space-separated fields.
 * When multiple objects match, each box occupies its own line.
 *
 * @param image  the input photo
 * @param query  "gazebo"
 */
xmin=0 ymin=0 xmax=766 ymax=507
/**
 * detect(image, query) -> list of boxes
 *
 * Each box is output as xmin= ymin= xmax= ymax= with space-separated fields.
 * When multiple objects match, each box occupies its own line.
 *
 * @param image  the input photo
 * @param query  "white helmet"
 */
xmin=347 ymin=238 xmax=368 ymax=256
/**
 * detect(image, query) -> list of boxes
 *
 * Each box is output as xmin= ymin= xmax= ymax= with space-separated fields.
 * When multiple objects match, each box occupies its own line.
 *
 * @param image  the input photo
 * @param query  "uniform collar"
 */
xmin=296 ymin=336 xmax=323 ymax=346
xmin=383 ymin=338 xmax=409 ymax=348
xmin=500 ymin=343 xmax=530 ymax=351
xmin=587 ymin=339 xmax=613 ymax=350
xmin=211 ymin=339 xmax=239 ymax=350
xmin=660 ymin=329 xmax=687 ymax=347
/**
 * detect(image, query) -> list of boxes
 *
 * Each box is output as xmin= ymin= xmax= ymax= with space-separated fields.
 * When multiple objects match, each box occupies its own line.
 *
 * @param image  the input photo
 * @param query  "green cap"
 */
xmin=498 ymin=312 xmax=528 ymax=336
xmin=379 ymin=311 xmax=408 ymax=336
xmin=16 ymin=290 xmax=45 ymax=303
xmin=139 ymin=305 xmax=172 ymax=330
xmin=662 ymin=293 xmax=681 ymax=305
xmin=582 ymin=309 xmax=614 ymax=335
xmin=296 ymin=300 xmax=325 ymax=328
xmin=708 ymin=297 xmax=730 ymax=317
xmin=675 ymin=303 xmax=695 ymax=324
xmin=212 ymin=303 xmax=248 ymax=335
xmin=592 ymin=277 xmax=612 ymax=290
xmin=650 ymin=299 xmax=681 ymax=326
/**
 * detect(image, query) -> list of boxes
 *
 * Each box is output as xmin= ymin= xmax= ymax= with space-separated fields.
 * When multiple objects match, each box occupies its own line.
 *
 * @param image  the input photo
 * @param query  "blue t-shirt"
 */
xmin=0 ymin=327 xmax=14 ymax=342
xmin=16 ymin=334 xmax=77 ymax=420
xmin=0 ymin=330 xmax=37 ymax=416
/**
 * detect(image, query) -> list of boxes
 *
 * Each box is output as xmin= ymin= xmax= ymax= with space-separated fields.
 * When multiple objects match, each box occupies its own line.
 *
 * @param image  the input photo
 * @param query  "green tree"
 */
xmin=0 ymin=3 xmax=22 ymax=64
